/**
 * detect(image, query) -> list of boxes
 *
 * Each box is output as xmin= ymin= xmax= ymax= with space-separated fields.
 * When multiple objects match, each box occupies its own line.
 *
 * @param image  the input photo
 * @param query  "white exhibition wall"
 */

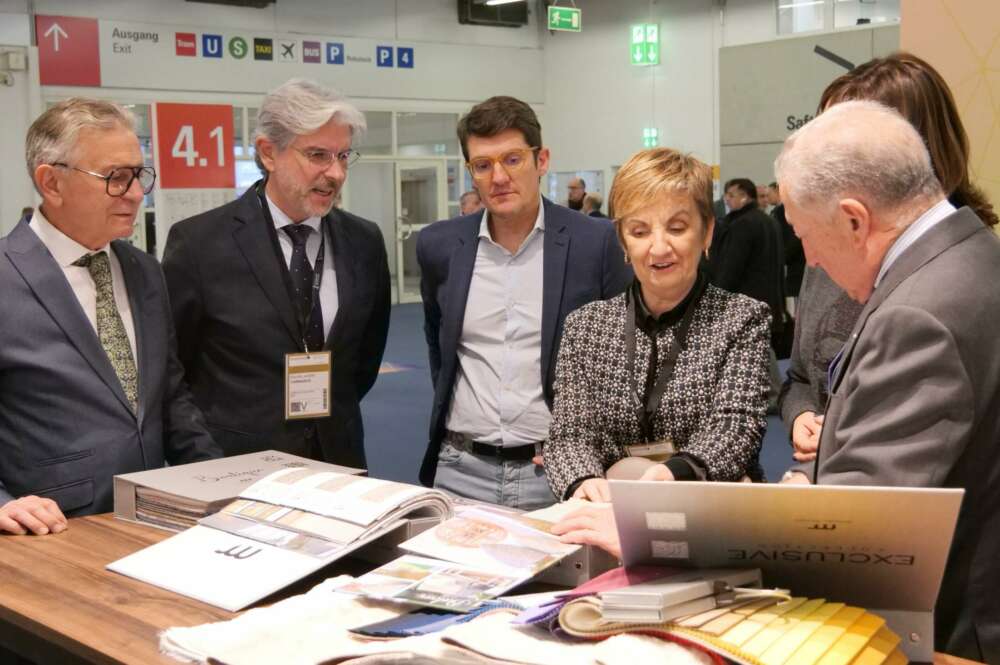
xmin=0 ymin=0 xmax=788 ymax=230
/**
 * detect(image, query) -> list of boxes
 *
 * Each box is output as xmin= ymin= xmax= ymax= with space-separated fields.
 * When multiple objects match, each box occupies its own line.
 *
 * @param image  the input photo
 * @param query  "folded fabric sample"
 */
xmin=160 ymin=575 xmax=716 ymax=665
xmin=558 ymin=595 xmax=908 ymax=665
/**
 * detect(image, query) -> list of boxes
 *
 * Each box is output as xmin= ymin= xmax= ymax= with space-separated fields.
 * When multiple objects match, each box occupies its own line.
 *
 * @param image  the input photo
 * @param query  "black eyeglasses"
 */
xmin=51 ymin=163 xmax=157 ymax=197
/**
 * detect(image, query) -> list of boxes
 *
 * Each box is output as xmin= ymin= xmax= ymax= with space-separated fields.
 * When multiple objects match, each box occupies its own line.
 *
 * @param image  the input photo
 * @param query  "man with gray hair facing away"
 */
xmin=776 ymin=100 xmax=1000 ymax=662
xmin=163 ymin=79 xmax=390 ymax=468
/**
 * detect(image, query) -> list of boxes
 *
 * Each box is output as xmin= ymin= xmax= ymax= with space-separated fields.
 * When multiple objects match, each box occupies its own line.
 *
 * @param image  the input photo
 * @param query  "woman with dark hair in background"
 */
xmin=779 ymin=51 xmax=998 ymax=467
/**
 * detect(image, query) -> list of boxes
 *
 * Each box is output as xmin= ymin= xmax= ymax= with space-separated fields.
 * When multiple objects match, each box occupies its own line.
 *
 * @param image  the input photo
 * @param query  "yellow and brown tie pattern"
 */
xmin=74 ymin=251 xmax=138 ymax=413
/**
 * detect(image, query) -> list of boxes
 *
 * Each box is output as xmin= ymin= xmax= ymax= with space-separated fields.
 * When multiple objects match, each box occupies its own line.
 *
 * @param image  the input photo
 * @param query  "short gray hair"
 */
xmin=775 ymin=100 xmax=942 ymax=223
xmin=25 ymin=98 xmax=136 ymax=194
xmin=254 ymin=78 xmax=366 ymax=171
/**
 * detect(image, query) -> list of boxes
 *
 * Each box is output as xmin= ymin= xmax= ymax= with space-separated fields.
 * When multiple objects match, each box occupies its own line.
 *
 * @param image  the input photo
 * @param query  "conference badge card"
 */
xmin=285 ymin=351 xmax=332 ymax=419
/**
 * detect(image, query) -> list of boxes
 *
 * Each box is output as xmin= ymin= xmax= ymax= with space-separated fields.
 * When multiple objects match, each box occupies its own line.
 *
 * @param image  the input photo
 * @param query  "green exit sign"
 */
xmin=643 ymin=127 xmax=659 ymax=148
xmin=630 ymin=23 xmax=659 ymax=66
xmin=548 ymin=6 xmax=581 ymax=32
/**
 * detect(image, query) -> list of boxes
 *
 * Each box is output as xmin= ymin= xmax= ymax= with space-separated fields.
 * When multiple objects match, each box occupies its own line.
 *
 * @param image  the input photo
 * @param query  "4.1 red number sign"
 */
xmin=154 ymin=103 xmax=235 ymax=189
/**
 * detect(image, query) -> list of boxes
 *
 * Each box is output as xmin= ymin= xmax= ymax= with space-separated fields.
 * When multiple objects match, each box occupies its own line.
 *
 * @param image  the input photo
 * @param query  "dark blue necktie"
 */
xmin=283 ymin=224 xmax=325 ymax=352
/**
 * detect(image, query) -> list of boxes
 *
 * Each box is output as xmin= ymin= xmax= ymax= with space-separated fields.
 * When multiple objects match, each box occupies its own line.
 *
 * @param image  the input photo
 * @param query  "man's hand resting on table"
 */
xmin=0 ymin=495 xmax=67 ymax=535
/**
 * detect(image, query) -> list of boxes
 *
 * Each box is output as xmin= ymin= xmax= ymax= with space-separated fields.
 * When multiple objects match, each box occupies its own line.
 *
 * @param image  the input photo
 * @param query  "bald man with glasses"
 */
xmin=416 ymin=95 xmax=631 ymax=509
xmin=0 ymin=98 xmax=220 ymax=534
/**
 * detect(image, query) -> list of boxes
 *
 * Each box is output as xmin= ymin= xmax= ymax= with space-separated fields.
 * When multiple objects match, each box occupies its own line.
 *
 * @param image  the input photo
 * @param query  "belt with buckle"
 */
xmin=445 ymin=431 xmax=539 ymax=462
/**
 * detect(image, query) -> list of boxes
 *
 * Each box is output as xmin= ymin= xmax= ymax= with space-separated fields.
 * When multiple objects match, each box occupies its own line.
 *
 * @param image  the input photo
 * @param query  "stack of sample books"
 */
xmin=108 ymin=467 xmax=452 ymax=611
xmin=598 ymin=568 xmax=764 ymax=622
xmin=113 ymin=450 xmax=363 ymax=531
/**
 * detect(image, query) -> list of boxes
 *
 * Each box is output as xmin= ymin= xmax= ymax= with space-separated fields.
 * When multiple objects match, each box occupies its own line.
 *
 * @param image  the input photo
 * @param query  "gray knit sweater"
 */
xmin=778 ymin=267 xmax=865 ymax=427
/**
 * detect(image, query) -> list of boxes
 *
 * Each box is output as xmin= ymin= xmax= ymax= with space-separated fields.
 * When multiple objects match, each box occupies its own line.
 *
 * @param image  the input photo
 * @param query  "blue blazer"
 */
xmin=416 ymin=197 xmax=632 ymax=486
xmin=0 ymin=217 xmax=220 ymax=515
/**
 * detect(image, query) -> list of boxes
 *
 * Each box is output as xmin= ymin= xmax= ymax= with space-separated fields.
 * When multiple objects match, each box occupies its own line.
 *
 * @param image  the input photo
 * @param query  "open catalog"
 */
xmin=336 ymin=502 xmax=583 ymax=612
xmin=107 ymin=468 xmax=452 ymax=611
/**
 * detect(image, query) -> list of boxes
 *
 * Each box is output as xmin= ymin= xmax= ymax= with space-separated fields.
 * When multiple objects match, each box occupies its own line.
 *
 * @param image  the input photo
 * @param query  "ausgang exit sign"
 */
xmin=548 ymin=6 xmax=581 ymax=32
xmin=630 ymin=23 xmax=659 ymax=66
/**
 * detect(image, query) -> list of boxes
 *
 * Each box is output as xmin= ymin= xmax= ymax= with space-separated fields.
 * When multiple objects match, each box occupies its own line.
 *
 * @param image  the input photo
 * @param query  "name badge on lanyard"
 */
xmin=626 ymin=439 xmax=676 ymax=461
xmin=285 ymin=351 xmax=332 ymax=419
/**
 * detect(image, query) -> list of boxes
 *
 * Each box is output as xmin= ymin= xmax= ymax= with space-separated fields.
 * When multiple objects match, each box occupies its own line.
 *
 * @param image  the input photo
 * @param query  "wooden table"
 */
xmin=0 ymin=514 xmax=234 ymax=664
xmin=0 ymin=514 xmax=987 ymax=665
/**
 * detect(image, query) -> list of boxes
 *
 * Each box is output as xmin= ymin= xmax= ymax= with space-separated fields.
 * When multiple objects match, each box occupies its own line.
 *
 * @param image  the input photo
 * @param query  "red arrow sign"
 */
xmin=36 ymin=15 xmax=101 ymax=86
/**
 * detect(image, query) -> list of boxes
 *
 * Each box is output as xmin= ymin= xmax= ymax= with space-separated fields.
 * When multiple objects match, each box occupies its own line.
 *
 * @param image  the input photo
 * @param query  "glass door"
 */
xmin=395 ymin=160 xmax=448 ymax=303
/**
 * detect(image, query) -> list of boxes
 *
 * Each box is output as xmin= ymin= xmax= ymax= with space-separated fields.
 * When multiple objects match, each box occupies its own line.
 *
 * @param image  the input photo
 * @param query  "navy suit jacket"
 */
xmin=162 ymin=184 xmax=390 ymax=468
xmin=416 ymin=198 xmax=632 ymax=486
xmin=0 ymin=217 xmax=220 ymax=515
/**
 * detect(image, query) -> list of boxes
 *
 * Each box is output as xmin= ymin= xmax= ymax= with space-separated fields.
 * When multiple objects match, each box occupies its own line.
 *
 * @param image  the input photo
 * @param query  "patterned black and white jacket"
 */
xmin=543 ymin=283 xmax=771 ymax=500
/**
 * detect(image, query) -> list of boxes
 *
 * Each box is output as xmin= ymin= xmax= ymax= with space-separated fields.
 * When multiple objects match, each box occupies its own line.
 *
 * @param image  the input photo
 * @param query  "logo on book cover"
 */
xmin=215 ymin=545 xmax=261 ymax=560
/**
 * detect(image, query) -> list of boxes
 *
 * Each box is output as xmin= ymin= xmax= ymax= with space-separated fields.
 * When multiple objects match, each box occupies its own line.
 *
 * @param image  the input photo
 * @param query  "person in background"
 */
xmin=417 ymin=96 xmax=631 ymax=509
xmin=779 ymin=51 xmax=998 ymax=468
xmin=768 ymin=181 xmax=804 ymax=300
xmin=19 ymin=206 xmax=33 ymax=220
xmin=581 ymin=191 xmax=607 ymax=218
xmin=543 ymin=148 xmax=770 ymax=503
xmin=0 ymin=98 xmax=220 ymax=534
xmin=710 ymin=178 xmax=784 ymax=343
xmin=163 ymin=79 xmax=390 ymax=468
xmin=459 ymin=189 xmax=483 ymax=216
xmin=756 ymin=183 xmax=772 ymax=213
xmin=566 ymin=176 xmax=586 ymax=211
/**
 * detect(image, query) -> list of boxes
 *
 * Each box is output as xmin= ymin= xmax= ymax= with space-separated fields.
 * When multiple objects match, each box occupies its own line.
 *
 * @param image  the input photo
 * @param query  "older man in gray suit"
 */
xmin=776 ymin=100 xmax=1000 ymax=662
xmin=0 ymin=99 xmax=220 ymax=536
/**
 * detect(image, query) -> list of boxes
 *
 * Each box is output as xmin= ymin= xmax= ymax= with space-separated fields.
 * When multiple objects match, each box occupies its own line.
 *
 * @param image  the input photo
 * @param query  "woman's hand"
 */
xmin=791 ymin=411 xmax=823 ymax=461
xmin=550 ymin=504 xmax=621 ymax=559
xmin=572 ymin=478 xmax=612 ymax=503
xmin=638 ymin=464 xmax=675 ymax=482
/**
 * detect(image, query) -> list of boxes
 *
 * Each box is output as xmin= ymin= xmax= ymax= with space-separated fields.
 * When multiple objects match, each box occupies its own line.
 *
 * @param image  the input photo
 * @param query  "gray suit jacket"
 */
xmin=0 ymin=218 xmax=220 ymax=516
xmin=814 ymin=207 xmax=1000 ymax=662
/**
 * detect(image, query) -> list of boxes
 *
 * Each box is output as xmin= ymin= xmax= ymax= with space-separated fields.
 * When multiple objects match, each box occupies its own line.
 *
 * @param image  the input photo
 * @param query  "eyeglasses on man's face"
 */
xmin=52 ymin=163 xmax=157 ymax=197
xmin=466 ymin=147 xmax=541 ymax=181
xmin=293 ymin=147 xmax=361 ymax=170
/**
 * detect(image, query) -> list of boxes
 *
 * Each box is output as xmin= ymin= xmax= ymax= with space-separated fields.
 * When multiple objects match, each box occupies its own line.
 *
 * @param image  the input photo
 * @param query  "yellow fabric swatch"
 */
xmin=760 ymin=602 xmax=845 ymax=665
xmin=785 ymin=606 xmax=866 ymax=665
xmin=816 ymin=612 xmax=886 ymax=665
xmin=721 ymin=598 xmax=810 ymax=647
xmin=848 ymin=626 xmax=902 ymax=665
xmin=743 ymin=598 xmax=827 ymax=657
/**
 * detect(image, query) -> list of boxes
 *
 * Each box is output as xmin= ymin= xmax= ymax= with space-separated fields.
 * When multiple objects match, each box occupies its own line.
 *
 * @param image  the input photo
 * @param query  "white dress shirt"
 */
xmin=266 ymin=195 xmax=339 ymax=340
xmin=28 ymin=209 xmax=138 ymax=360
xmin=445 ymin=200 xmax=551 ymax=446
xmin=876 ymin=198 xmax=956 ymax=287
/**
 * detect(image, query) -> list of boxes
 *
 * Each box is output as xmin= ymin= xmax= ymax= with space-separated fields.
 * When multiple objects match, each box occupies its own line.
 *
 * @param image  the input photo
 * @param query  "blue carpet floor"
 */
xmin=362 ymin=303 xmax=796 ymax=484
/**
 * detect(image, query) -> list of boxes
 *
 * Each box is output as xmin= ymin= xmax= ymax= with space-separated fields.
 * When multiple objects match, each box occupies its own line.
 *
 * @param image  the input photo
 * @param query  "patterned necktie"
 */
xmin=282 ymin=224 xmax=325 ymax=352
xmin=73 ymin=251 xmax=138 ymax=413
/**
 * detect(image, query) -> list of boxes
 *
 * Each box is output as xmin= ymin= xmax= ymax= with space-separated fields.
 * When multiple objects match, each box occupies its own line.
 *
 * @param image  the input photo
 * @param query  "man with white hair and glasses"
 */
xmin=0 ymin=98 xmax=220 ymax=535
xmin=163 ymin=78 xmax=390 ymax=468
xmin=416 ymin=95 xmax=631 ymax=509
xmin=774 ymin=100 xmax=1000 ymax=661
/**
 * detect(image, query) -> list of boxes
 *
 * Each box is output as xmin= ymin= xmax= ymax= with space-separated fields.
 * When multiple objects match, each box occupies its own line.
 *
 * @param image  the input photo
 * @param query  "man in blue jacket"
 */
xmin=417 ymin=96 xmax=631 ymax=509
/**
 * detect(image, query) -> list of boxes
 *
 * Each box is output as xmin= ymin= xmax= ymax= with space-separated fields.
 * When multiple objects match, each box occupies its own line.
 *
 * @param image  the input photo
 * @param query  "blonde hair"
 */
xmin=609 ymin=148 xmax=713 ymax=246
xmin=25 ymin=98 xmax=136 ymax=193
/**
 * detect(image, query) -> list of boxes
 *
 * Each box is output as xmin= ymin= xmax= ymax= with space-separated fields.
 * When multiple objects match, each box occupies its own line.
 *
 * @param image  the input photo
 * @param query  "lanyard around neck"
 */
xmin=623 ymin=278 xmax=705 ymax=442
